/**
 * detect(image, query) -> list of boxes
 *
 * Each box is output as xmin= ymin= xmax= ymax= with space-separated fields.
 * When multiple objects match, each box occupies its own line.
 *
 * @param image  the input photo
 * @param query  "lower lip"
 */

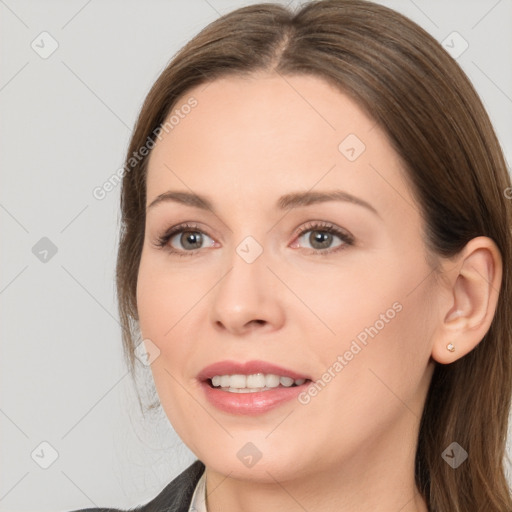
xmin=200 ymin=380 xmax=310 ymax=415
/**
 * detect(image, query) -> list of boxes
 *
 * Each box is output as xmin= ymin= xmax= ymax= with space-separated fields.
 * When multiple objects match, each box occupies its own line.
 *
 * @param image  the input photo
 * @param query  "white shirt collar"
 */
xmin=188 ymin=469 xmax=207 ymax=512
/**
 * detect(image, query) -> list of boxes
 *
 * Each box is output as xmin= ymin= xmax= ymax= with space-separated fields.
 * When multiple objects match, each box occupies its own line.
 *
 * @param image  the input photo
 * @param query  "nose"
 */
xmin=209 ymin=241 xmax=286 ymax=336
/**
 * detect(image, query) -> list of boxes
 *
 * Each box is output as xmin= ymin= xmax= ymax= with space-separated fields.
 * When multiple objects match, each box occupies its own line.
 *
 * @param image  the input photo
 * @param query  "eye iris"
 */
xmin=181 ymin=231 xmax=202 ymax=250
xmin=310 ymin=231 xmax=332 ymax=249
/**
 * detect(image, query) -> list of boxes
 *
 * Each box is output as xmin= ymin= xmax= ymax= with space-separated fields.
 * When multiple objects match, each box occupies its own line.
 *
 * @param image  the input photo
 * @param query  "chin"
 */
xmin=195 ymin=439 xmax=313 ymax=483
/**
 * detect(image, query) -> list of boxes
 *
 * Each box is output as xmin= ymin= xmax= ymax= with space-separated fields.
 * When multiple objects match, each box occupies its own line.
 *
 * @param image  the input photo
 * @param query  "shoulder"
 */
xmin=68 ymin=459 xmax=206 ymax=512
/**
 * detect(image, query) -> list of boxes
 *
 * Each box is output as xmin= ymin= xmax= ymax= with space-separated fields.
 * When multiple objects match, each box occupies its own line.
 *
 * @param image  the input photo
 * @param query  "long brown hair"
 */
xmin=115 ymin=1 xmax=512 ymax=510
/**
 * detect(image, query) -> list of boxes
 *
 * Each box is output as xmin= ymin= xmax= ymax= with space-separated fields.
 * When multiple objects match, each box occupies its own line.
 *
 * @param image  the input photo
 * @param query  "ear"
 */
xmin=431 ymin=236 xmax=503 ymax=364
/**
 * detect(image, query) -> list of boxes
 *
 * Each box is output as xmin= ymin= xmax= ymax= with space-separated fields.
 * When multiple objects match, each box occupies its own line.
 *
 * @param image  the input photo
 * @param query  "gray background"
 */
xmin=1 ymin=0 xmax=511 ymax=510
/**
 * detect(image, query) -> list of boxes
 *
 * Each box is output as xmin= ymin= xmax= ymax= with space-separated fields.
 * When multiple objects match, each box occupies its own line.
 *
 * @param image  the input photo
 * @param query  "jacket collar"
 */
xmin=141 ymin=459 xmax=206 ymax=512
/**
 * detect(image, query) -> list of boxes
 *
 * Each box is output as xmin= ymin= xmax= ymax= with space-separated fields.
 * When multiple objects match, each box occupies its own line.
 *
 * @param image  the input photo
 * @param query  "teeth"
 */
xmin=279 ymin=376 xmax=294 ymax=387
xmin=230 ymin=374 xmax=247 ymax=388
xmin=265 ymin=374 xmax=280 ymax=388
xmin=209 ymin=373 xmax=307 ymax=391
xmin=247 ymin=374 xmax=266 ymax=388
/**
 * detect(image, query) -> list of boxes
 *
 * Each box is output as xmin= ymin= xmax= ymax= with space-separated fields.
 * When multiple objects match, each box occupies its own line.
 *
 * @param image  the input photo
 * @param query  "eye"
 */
xmin=291 ymin=221 xmax=354 ymax=255
xmin=170 ymin=230 xmax=213 ymax=251
xmin=154 ymin=222 xmax=216 ymax=256
xmin=153 ymin=220 xmax=354 ymax=257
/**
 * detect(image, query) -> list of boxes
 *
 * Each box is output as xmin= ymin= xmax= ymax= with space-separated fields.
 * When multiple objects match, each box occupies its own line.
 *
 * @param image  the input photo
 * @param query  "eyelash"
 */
xmin=153 ymin=221 xmax=354 ymax=257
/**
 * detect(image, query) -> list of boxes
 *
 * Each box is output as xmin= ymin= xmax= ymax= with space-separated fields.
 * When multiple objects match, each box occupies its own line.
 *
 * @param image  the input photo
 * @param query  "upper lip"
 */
xmin=197 ymin=360 xmax=311 ymax=382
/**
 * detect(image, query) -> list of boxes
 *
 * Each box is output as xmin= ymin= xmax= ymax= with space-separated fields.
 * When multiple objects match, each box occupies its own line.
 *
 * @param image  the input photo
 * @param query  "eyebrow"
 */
xmin=146 ymin=189 xmax=380 ymax=217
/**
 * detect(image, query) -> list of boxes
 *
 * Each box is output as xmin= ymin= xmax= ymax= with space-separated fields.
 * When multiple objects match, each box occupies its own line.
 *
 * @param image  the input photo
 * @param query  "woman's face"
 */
xmin=137 ymin=73 xmax=439 ymax=482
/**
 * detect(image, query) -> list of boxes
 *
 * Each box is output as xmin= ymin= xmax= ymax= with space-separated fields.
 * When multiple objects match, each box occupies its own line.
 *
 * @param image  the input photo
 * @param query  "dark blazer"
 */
xmin=70 ymin=460 xmax=206 ymax=512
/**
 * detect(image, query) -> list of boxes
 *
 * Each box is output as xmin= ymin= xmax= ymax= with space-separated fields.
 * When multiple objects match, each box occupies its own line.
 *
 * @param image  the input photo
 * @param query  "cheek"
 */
xmin=136 ymin=255 xmax=206 ymax=438
xmin=295 ymin=261 xmax=400 ymax=356
xmin=291 ymin=276 xmax=433 ymax=462
xmin=311 ymin=255 xmax=434 ymax=393
xmin=136 ymin=250 xmax=211 ymax=384
xmin=136 ymin=249 xmax=203 ymax=340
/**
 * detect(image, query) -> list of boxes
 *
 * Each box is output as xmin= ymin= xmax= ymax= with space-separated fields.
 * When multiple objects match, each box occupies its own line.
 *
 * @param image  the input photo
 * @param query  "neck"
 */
xmin=205 ymin=464 xmax=428 ymax=512
xmin=204 ymin=413 xmax=429 ymax=512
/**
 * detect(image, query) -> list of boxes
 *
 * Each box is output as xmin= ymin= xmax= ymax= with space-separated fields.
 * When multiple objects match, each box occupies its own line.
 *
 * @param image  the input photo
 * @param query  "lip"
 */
xmin=197 ymin=360 xmax=312 ymax=416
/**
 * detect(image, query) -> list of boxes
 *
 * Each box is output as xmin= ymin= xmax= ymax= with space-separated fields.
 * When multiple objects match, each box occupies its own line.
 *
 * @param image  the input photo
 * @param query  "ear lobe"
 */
xmin=431 ymin=236 xmax=502 ymax=365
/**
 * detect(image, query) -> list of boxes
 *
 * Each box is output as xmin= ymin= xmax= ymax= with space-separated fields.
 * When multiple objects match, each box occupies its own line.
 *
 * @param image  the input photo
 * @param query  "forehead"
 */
xmin=145 ymin=73 xmax=412 ymax=218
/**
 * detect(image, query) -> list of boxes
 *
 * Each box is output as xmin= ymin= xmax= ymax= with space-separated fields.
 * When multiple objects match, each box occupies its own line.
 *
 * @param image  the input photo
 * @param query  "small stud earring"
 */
xmin=446 ymin=343 xmax=455 ymax=352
